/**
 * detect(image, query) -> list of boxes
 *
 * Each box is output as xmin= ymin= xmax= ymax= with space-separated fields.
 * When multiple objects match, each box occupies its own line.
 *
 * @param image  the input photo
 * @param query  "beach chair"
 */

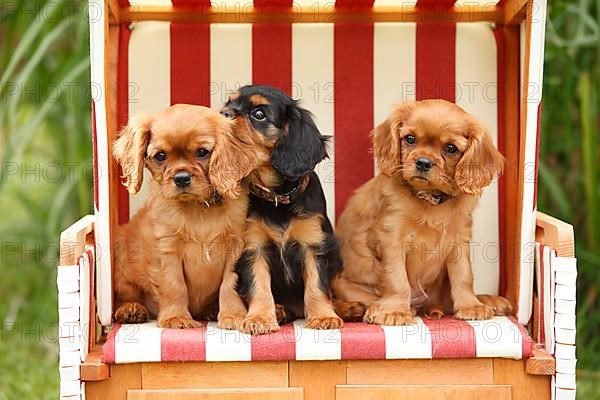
xmin=57 ymin=0 xmax=577 ymax=398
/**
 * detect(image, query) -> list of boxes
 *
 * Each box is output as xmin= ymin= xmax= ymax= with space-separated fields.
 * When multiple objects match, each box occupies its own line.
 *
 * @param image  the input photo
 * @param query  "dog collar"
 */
xmin=250 ymin=175 xmax=310 ymax=207
xmin=415 ymin=190 xmax=451 ymax=206
xmin=202 ymin=191 xmax=222 ymax=207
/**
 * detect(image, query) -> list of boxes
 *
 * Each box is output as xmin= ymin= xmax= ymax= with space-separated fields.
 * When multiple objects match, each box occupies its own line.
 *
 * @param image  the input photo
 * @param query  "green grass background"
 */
xmin=0 ymin=0 xmax=598 ymax=398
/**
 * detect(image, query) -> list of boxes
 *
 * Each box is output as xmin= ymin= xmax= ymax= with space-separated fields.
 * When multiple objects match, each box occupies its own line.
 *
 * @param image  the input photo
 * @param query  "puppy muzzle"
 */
xmin=173 ymin=171 xmax=192 ymax=188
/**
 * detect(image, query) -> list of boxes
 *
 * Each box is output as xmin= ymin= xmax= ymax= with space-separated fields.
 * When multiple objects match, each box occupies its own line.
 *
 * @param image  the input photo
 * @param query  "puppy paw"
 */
xmin=201 ymin=301 xmax=220 ymax=321
xmin=275 ymin=304 xmax=287 ymax=325
xmin=335 ymin=301 xmax=366 ymax=322
xmin=424 ymin=307 xmax=445 ymax=320
xmin=159 ymin=315 xmax=202 ymax=329
xmin=114 ymin=302 xmax=149 ymax=324
xmin=217 ymin=313 xmax=245 ymax=330
xmin=364 ymin=303 xmax=416 ymax=326
xmin=240 ymin=315 xmax=280 ymax=335
xmin=454 ymin=304 xmax=494 ymax=320
xmin=477 ymin=295 xmax=513 ymax=316
xmin=305 ymin=315 xmax=343 ymax=330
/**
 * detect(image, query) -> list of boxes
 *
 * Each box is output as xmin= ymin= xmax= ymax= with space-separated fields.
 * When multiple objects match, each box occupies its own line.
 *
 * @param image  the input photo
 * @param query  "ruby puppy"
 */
xmin=112 ymin=104 xmax=256 ymax=329
xmin=333 ymin=100 xmax=513 ymax=325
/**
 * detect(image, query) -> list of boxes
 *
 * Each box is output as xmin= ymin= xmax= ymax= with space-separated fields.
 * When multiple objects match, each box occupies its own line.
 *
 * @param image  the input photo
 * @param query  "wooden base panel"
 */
xmin=85 ymin=358 xmax=552 ymax=400
xmin=127 ymin=388 xmax=304 ymax=400
xmin=337 ymin=385 xmax=511 ymax=400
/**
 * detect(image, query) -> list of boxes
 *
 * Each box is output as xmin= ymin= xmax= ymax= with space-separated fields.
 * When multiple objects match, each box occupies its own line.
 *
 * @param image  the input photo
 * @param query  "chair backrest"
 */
xmin=90 ymin=0 xmax=547 ymax=325
xmin=119 ymin=19 xmax=501 ymax=293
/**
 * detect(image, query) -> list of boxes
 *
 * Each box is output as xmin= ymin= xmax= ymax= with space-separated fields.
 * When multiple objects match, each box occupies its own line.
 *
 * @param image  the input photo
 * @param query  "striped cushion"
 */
xmin=118 ymin=20 xmax=504 ymax=296
xmin=102 ymin=317 xmax=532 ymax=363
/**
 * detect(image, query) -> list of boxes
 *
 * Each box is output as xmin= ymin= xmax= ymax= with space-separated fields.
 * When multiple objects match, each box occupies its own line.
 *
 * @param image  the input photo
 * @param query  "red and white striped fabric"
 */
xmin=102 ymin=316 xmax=532 ymax=364
xmin=117 ymin=20 xmax=502 ymax=292
xmin=90 ymin=0 xmax=547 ymax=326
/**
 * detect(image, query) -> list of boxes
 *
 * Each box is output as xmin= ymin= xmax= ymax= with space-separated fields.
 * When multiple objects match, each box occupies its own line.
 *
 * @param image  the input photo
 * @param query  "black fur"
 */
xmin=223 ymin=85 xmax=341 ymax=323
xmin=272 ymin=107 xmax=328 ymax=180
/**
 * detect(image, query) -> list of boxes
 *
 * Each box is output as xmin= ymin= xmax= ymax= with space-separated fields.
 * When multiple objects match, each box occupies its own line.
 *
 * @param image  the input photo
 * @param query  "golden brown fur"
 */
xmin=112 ymin=104 xmax=257 ymax=329
xmin=333 ymin=100 xmax=512 ymax=325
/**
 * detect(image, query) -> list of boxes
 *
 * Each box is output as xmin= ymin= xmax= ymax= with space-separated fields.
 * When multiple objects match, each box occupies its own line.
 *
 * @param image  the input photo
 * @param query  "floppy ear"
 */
xmin=372 ymin=102 xmax=413 ymax=176
xmin=113 ymin=114 xmax=153 ymax=194
xmin=455 ymin=120 xmax=505 ymax=195
xmin=209 ymin=119 xmax=259 ymax=199
xmin=372 ymin=117 xmax=399 ymax=176
xmin=271 ymin=105 xmax=327 ymax=180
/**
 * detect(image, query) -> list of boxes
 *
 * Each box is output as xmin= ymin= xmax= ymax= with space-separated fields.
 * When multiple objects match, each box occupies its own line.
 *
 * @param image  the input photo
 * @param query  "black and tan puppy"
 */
xmin=220 ymin=85 xmax=343 ymax=334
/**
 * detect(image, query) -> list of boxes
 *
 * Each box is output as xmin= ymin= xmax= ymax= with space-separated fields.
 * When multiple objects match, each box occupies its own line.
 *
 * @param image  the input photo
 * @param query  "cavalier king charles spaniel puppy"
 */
xmin=219 ymin=85 xmax=344 ymax=334
xmin=333 ymin=100 xmax=512 ymax=325
xmin=112 ymin=104 xmax=257 ymax=329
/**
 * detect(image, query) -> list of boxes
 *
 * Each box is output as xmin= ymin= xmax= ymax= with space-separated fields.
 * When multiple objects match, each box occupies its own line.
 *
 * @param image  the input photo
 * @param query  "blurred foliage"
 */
xmin=541 ymin=0 xmax=599 ymax=373
xmin=0 ymin=0 xmax=597 ymax=398
xmin=0 ymin=0 xmax=92 ymax=399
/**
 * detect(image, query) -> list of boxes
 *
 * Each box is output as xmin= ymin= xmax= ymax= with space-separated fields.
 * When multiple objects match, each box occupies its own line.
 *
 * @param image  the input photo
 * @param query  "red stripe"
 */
xmin=334 ymin=23 xmax=374 ymax=219
xmin=254 ymin=0 xmax=292 ymax=7
xmin=117 ymin=24 xmax=131 ymax=225
xmin=510 ymin=317 xmax=533 ymax=358
xmin=423 ymin=318 xmax=477 ymax=358
xmin=494 ymin=28 xmax=507 ymax=296
xmin=172 ymin=0 xmax=211 ymax=6
xmin=170 ymin=23 xmax=211 ymax=106
xmin=416 ymin=0 xmax=456 ymax=5
xmin=251 ymin=323 xmax=296 ymax=360
xmin=91 ymin=101 xmax=99 ymax=211
xmin=118 ymin=0 xmax=129 ymax=6
xmin=101 ymin=323 xmax=122 ymax=363
xmin=416 ymin=22 xmax=456 ymax=102
xmin=533 ymin=102 xmax=542 ymax=209
xmin=341 ymin=322 xmax=385 ymax=359
xmin=335 ymin=0 xmax=374 ymax=6
xmin=161 ymin=324 xmax=207 ymax=361
xmin=252 ymin=24 xmax=292 ymax=95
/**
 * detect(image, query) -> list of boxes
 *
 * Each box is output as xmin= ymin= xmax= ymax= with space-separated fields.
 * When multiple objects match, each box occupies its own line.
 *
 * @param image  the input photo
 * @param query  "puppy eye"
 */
xmin=405 ymin=135 xmax=416 ymax=145
xmin=154 ymin=151 xmax=166 ymax=162
xmin=251 ymin=109 xmax=266 ymax=121
xmin=196 ymin=149 xmax=210 ymax=159
xmin=444 ymin=144 xmax=458 ymax=154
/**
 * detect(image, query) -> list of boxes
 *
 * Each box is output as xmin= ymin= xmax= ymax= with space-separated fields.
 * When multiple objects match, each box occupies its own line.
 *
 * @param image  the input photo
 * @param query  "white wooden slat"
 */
xmin=292 ymin=23 xmax=336 ymax=223
xmin=456 ymin=22 xmax=500 ymax=295
xmin=210 ymin=24 xmax=252 ymax=108
xmin=128 ymin=22 xmax=172 ymax=217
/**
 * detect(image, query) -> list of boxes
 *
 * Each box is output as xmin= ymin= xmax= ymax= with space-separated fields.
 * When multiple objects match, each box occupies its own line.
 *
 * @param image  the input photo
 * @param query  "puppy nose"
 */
xmin=173 ymin=171 xmax=192 ymax=188
xmin=415 ymin=157 xmax=433 ymax=172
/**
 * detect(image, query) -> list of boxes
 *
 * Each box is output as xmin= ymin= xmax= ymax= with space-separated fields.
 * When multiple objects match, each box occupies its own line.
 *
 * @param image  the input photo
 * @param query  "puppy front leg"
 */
xmin=365 ymin=267 xmax=415 ymax=325
xmin=114 ymin=260 xmax=150 ymax=323
xmin=114 ymin=280 xmax=150 ymax=324
xmin=364 ymin=243 xmax=415 ymax=325
xmin=240 ymin=254 xmax=279 ymax=335
xmin=304 ymin=250 xmax=343 ymax=329
xmin=218 ymin=245 xmax=248 ymax=330
xmin=156 ymin=253 xmax=200 ymax=329
xmin=447 ymin=249 xmax=493 ymax=320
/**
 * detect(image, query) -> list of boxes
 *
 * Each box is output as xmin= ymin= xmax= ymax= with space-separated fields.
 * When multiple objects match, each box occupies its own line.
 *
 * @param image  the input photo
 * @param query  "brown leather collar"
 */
xmin=415 ymin=190 xmax=452 ymax=205
xmin=206 ymin=191 xmax=222 ymax=207
xmin=249 ymin=175 xmax=310 ymax=207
